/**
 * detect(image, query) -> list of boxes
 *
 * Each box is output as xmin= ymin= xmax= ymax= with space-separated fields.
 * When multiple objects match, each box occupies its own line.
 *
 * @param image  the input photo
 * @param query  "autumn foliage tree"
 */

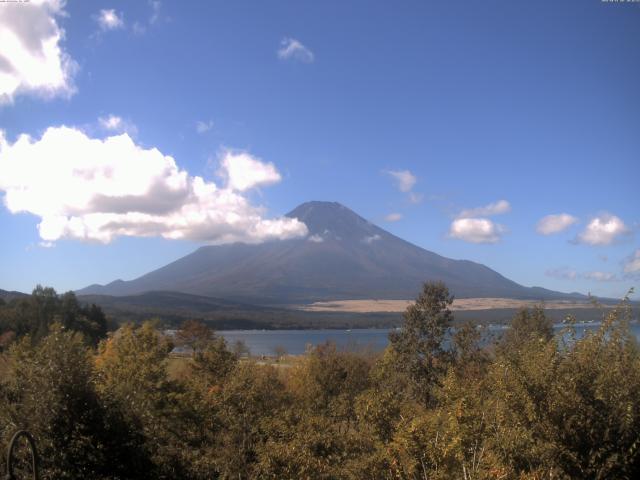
xmin=1 ymin=284 xmax=639 ymax=479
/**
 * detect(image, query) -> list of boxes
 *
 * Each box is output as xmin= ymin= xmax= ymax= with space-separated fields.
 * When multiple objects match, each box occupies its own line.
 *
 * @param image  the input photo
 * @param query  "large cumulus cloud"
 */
xmin=0 ymin=126 xmax=307 ymax=244
xmin=0 ymin=0 xmax=76 ymax=104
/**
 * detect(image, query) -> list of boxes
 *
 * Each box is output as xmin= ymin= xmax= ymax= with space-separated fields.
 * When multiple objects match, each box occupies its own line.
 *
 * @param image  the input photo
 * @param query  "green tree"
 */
xmin=190 ymin=335 xmax=238 ymax=386
xmin=389 ymin=281 xmax=454 ymax=406
xmin=0 ymin=287 xmax=108 ymax=347
xmin=500 ymin=304 xmax=553 ymax=351
xmin=0 ymin=324 xmax=118 ymax=479
xmin=59 ymin=292 xmax=108 ymax=346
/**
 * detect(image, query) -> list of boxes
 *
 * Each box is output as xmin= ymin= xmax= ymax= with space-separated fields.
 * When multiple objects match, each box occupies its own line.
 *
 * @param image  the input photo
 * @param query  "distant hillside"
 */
xmin=78 ymin=201 xmax=586 ymax=304
xmin=77 ymin=290 xmax=632 ymax=331
xmin=77 ymin=291 xmax=403 ymax=329
xmin=0 ymin=288 xmax=28 ymax=302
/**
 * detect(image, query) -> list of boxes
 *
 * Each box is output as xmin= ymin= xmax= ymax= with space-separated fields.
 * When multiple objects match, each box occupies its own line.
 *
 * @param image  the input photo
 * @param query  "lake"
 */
xmin=219 ymin=322 xmax=640 ymax=357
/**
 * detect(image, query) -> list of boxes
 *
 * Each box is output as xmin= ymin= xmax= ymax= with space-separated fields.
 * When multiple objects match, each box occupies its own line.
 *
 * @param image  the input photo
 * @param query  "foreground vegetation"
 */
xmin=1 ymin=283 xmax=639 ymax=479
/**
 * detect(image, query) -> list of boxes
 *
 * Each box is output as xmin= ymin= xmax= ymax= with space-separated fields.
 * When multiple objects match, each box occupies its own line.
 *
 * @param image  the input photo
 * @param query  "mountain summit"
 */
xmin=285 ymin=201 xmax=381 ymax=241
xmin=78 ymin=201 xmax=579 ymax=304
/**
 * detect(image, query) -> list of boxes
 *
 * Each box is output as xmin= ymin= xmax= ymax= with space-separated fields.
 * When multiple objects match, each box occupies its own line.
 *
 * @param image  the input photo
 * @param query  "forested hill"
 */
xmin=0 ymin=288 xmax=28 ymax=302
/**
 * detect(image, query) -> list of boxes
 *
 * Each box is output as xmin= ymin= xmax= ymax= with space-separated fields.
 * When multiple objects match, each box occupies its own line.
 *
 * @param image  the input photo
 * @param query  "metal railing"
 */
xmin=4 ymin=430 xmax=38 ymax=480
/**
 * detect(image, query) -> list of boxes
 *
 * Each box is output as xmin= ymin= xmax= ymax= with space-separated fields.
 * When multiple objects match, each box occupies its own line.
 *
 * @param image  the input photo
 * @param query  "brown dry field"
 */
xmin=299 ymin=298 xmax=609 ymax=313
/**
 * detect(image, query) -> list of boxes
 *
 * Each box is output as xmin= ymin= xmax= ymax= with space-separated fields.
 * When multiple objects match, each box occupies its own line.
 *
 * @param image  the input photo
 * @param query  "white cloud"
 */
xmin=386 ymin=170 xmax=416 ymax=193
xmin=385 ymin=169 xmax=422 ymax=204
xmin=449 ymin=200 xmax=509 ymax=243
xmin=408 ymin=192 xmax=423 ymax=204
xmin=0 ymin=126 xmax=307 ymax=244
xmin=583 ymin=271 xmax=617 ymax=282
xmin=536 ymin=213 xmax=578 ymax=235
xmin=132 ymin=1 xmax=163 ymax=35
xmin=545 ymin=267 xmax=577 ymax=280
xmin=307 ymin=234 xmax=324 ymax=243
xmin=449 ymin=218 xmax=505 ymax=244
xmin=149 ymin=1 xmax=161 ymax=25
xmin=218 ymin=150 xmax=281 ymax=192
xmin=623 ymin=249 xmax=640 ymax=275
xmin=196 ymin=120 xmax=214 ymax=134
xmin=576 ymin=214 xmax=629 ymax=246
xmin=458 ymin=200 xmax=511 ymax=219
xmin=96 ymin=9 xmax=124 ymax=31
xmin=277 ymin=38 xmax=314 ymax=63
xmin=132 ymin=22 xmax=146 ymax=35
xmin=98 ymin=114 xmax=137 ymax=136
xmin=363 ymin=234 xmax=381 ymax=244
xmin=0 ymin=0 xmax=76 ymax=104
xmin=384 ymin=213 xmax=402 ymax=222
xmin=99 ymin=115 xmax=122 ymax=130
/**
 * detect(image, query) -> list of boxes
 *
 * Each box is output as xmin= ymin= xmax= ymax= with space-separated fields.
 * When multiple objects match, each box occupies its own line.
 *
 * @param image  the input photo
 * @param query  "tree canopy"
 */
xmin=0 ymin=284 xmax=639 ymax=479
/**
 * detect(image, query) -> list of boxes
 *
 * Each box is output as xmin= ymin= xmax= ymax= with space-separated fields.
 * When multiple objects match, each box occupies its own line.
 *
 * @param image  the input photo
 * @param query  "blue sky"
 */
xmin=0 ymin=0 xmax=638 ymax=298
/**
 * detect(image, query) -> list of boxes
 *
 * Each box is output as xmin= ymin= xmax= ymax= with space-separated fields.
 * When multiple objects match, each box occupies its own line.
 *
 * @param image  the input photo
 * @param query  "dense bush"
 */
xmin=0 ymin=283 xmax=639 ymax=479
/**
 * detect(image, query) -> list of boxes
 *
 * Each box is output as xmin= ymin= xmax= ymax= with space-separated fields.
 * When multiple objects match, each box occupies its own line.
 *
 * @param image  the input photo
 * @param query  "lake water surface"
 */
xmin=219 ymin=322 xmax=640 ymax=357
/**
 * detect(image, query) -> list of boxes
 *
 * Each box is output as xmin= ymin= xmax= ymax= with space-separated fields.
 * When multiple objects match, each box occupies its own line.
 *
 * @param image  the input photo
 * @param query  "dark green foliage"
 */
xmin=0 ymin=324 xmax=142 ymax=480
xmin=501 ymin=304 xmax=553 ymax=348
xmin=0 ymin=286 xmax=108 ymax=346
xmin=190 ymin=335 xmax=238 ymax=385
xmin=389 ymin=281 xmax=454 ymax=406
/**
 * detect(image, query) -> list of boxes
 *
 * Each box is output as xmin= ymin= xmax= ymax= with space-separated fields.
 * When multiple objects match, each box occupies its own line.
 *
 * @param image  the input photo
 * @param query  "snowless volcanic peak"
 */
xmin=78 ymin=201 xmax=584 ymax=304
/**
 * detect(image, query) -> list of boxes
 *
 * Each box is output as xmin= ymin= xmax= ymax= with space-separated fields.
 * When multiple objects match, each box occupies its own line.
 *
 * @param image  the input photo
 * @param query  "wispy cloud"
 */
xmin=545 ymin=267 xmax=578 ymax=280
xmin=308 ymin=234 xmax=324 ymax=243
xmin=98 ymin=114 xmax=137 ymax=135
xmin=133 ymin=1 xmax=164 ymax=35
xmin=99 ymin=115 xmax=123 ymax=130
xmin=277 ymin=38 xmax=314 ymax=63
xmin=408 ymin=192 xmax=423 ymax=204
xmin=196 ymin=120 xmax=214 ymax=134
xmin=363 ymin=234 xmax=381 ymax=244
xmin=385 ymin=170 xmax=416 ymax=193
xmin=576 ymin=214 xmax=629 ymax=246
xmin=96 ymin=9 xmax=124 ymax=31
xmin=536 ymin=213 xmax=578 ymax=235
xmin=384 ymin=169 xmax=423 ymax=204
xmin=149 ymin=1 xmax=162 ymax=25
xmin=623 ymin=249 xmax=640 ymax=275
xmin=384 ymin=213 xmax=403 ymax=222
xmin=546 ymin=267 xmax=622 ymax=282
xmin=583 ymin=271 xmax=617 ymax=282
xmin=457 ymin=200 xmax=511 ymax=219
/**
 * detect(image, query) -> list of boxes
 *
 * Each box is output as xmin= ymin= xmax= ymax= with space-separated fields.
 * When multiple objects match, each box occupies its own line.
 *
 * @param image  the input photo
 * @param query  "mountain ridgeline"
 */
xmin=78 ymin=201 xmax=582 ymax=304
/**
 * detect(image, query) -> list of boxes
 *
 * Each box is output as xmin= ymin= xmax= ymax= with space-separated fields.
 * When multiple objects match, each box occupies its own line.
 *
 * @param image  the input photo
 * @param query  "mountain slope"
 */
xmin=0 ymin=288 xmax=29 ymax=302
xmin=78 ymin=201 xmax=583 ymax=304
